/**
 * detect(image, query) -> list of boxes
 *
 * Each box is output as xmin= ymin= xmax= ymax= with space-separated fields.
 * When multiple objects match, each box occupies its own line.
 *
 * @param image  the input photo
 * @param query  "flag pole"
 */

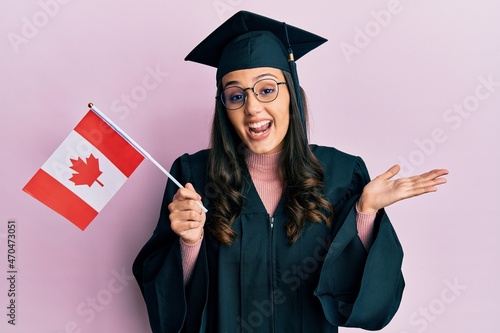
xmin=88 ymin=103 xmax=208 ymax=213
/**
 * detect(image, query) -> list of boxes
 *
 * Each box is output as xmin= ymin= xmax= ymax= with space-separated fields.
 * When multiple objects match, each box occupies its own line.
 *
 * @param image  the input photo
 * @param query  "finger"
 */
xmin=379 ymin=164 xmax=401 ymax=180
xmin=169 ymin=199 xmax=203 ymax=214
xmin=416 ymin=179 xmax=447 ymax=192
xmin=185 ymin=182 xmax=196 ymax=191
xmin=411 ymin=169 xmax=449 ymax=182
xmin=188 ymin=207 xmax=203 ymax=220
xmin=184 ymin=183 xmax=202 ymax=201
xmin=173 ymin=183 xmax=202 ymax=201
xmin=403 ymin=176 xmax=448 ymax=197
xmin=427 ymin=169 xmax=449 ymax=181
xmin=177 ymin=219 xmax=201 ymax=229
xmin=404 ymin=176 xmax=447 ymax=195
xmin=174 ymin=221 xmax=202 ymax=234
xmin=170 ymin=209 xmax=203 ymax=225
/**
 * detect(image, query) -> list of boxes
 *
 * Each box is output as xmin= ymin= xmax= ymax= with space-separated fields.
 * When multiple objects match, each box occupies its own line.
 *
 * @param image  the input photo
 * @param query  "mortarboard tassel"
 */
xmin=283 ymin=22 xmax=308 ymax=144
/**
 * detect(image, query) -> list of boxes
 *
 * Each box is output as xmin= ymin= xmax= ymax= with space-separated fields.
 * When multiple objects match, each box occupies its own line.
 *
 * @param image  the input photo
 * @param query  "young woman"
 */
xmin=133 ymin=11 xmax=448 ymax=333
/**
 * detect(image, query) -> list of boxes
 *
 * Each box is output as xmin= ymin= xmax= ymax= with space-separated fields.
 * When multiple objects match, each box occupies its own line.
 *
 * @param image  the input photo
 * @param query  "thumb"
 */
xmin=184 ymin=183 xmax=201 ymax=200
xmin=380 ymin=164 xmax=401 ymax=180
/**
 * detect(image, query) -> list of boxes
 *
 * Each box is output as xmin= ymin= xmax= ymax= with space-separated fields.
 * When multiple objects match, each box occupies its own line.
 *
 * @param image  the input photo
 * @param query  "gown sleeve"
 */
xmin=132 ymin=153 xmax=208 ymax=333
xmin=314 ymin=157 xmax=405 ymax=330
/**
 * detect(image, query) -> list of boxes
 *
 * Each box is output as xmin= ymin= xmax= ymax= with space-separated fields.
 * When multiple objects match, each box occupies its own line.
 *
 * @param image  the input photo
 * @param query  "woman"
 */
xmin=133 ymin=11 xmax=447 ymax=333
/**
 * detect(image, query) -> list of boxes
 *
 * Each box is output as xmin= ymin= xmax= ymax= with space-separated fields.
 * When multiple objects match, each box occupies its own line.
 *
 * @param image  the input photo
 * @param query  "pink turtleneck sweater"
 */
xmin=180 ymin=150 xmax=376 ymax=284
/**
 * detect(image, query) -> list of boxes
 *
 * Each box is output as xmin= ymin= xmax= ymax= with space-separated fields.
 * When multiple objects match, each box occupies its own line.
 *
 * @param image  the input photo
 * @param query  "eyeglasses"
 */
xmin=219 ymin=79 xmax=287 ymax=110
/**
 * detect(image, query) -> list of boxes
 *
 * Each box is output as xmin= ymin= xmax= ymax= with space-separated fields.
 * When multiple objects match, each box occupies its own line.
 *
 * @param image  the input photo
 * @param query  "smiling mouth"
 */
xmin=248 ymin=120 xmax=272 ymax=136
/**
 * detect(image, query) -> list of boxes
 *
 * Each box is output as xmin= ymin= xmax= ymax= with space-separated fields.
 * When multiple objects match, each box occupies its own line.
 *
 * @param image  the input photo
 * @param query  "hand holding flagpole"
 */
xmin=88 ymin=103 xmax=208 ymax=213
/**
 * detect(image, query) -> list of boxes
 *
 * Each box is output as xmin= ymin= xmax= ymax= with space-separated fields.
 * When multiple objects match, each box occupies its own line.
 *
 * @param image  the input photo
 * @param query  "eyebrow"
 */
xmin=223 ymin=73 xmax=280 ymax=88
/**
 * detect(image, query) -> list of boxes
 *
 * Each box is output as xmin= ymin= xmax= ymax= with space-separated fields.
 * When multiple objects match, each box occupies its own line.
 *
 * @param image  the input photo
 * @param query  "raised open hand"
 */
xmin=357 ymin=165 xmax=448 ymax=214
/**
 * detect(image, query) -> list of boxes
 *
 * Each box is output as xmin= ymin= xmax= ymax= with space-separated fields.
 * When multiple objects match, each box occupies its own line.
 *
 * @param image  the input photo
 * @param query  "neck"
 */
xmin=244 ymin=149 xmax=282 ymax=171
xmin=244 ymin=148 xmax=283 ymax=215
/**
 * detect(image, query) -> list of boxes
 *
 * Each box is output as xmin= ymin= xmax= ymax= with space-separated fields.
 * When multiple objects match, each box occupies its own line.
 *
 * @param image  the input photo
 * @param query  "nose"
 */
xmin=243 ymin=89 xmax=262 ymax=115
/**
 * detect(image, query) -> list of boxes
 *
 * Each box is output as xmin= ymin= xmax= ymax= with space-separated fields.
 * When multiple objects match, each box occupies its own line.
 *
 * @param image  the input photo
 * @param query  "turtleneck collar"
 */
xmin=244 ymin=148 xmax=282 ymax=171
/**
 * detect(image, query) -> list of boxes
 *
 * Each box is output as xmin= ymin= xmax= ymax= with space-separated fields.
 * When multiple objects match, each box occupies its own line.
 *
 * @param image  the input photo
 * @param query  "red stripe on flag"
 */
xmin=74 ymin=111 xmax=144 ymax=177
xmin=23 ymin=169 xmax=98 ymax=231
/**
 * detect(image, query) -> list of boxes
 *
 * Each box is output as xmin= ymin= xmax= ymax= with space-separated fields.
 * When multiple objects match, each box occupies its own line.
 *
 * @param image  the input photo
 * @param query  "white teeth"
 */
xmin=248 ymin=120 xmax=271 ymax=128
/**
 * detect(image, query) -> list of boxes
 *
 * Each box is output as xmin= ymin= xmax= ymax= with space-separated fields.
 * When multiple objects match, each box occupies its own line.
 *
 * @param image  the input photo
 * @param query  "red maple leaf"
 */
xmin=69 ymin=154 xmax=104 ymax=187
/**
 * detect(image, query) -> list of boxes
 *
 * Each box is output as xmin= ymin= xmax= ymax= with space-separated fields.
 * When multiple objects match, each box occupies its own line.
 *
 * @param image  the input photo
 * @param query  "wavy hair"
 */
xmin=207 ymin=71 xmax=333 ymax=245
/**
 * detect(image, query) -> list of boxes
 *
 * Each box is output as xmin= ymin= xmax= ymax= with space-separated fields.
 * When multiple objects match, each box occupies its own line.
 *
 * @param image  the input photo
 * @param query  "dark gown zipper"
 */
xmin=269 ymin=216 xmax=275 ymax=333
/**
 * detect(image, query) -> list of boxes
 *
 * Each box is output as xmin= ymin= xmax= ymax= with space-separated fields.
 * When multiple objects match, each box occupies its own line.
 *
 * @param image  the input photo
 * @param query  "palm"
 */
xmin=358 ymin=165 xmax=448 ymax=213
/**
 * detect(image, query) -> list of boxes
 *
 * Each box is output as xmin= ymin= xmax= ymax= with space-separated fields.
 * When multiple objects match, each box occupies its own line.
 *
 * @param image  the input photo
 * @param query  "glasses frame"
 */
xmin=218 ymin=79 xmax=287 ymax=110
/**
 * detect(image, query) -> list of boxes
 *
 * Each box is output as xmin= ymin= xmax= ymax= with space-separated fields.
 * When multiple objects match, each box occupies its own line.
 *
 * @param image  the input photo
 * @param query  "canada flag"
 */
xmin=23 ymin=110 xmax=144 ymax=230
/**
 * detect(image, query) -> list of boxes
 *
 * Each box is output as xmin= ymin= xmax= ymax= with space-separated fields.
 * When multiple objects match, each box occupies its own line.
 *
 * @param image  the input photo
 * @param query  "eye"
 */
xmin=229 ymin=93 xmax=244 ymax=102
xmin=222 ymin=87 xmax=245 ymax=105
xmin=256 ymin=80 xmax=277 ymax=96
xmin=259 ymin=88 xmax=275 ymax=95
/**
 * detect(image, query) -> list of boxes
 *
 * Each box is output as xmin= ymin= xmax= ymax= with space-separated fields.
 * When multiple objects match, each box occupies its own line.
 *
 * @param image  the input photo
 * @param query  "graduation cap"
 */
xmin=185 ymin=10 xmax=327 ymax=138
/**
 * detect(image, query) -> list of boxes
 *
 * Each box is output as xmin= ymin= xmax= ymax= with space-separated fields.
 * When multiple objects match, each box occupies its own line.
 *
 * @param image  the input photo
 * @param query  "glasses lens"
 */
xmin=221 ymin=79 xmax=281 ymax=110
xmin=221 ymin=87 xmax=245 ymax=110
xmin=255 ymin=79 xmax=279 ymax=103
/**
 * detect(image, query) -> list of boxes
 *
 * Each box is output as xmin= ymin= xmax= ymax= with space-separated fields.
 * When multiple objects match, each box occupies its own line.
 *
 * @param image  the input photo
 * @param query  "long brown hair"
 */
xmin=207 ymin=71 xmax=333 ymax=245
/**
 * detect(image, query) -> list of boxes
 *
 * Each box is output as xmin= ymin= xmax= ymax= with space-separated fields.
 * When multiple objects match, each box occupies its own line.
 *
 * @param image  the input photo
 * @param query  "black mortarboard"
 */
xmin=185 ymin=10 xmax=327 ymax=138
xmin=185 ymin=11 xmax=327 ymax=82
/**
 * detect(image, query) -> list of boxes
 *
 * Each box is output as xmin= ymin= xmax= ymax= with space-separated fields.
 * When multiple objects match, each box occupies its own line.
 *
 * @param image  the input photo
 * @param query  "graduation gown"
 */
xmin=133 ymin=145 xmax=405 ymax=333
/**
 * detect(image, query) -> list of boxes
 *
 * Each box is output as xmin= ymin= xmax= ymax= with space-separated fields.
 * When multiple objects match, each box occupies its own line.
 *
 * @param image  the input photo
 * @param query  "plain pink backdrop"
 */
xmin=1 ymin=1 xmax=499 ymax=332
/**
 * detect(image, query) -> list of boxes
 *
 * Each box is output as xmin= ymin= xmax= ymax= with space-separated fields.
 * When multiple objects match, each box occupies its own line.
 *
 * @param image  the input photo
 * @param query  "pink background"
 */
xmin=1 ymin=1 xmax=499 ymax=332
